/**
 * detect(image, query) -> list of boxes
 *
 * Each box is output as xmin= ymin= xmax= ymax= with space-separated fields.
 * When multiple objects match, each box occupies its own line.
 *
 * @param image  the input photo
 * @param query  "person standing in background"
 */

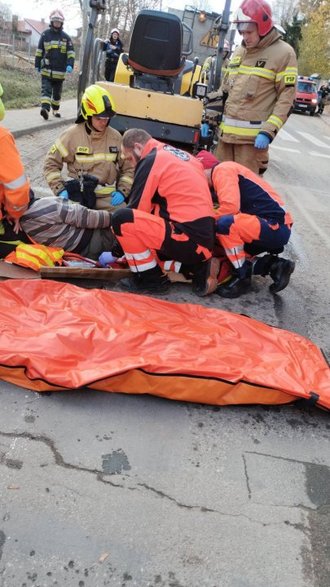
xmin=214 ymin=0 xmax=297 ymax=175
xmin=102 ymin=29 xmax=123 ymax=83
xmin=35 ymin=9 xmax=75 ymax=120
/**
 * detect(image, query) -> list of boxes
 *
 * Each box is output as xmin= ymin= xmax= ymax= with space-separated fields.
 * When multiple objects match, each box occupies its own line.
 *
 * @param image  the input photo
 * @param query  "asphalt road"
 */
xmin=0 ymin=112 xmax=329 ymax=587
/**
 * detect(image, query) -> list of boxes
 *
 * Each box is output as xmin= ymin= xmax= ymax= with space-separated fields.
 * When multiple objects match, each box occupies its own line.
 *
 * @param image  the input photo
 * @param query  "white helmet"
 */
xmin=111 ymin=28 xmax=120 ymax=35
xmin=50 ymin=9 xmax=65 ymax=23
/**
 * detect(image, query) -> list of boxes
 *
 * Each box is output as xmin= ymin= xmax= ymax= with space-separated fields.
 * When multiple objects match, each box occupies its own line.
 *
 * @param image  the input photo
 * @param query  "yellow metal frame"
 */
xmin=97 ymin=81 xmax=203 ymax=127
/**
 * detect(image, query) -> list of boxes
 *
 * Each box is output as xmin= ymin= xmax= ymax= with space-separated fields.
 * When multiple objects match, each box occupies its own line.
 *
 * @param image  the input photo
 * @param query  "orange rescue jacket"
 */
xmin=128 ymin=139 xmax=215 ymax=249
xmin=0 ymin=126 xmax=30 ymax=221
xmin=211 ymin=161 xmax=293 ymax=226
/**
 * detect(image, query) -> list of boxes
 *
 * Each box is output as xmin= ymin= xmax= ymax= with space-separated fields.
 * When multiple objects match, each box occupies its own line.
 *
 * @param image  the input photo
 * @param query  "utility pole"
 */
xmin=78 ymin=0 xmax=106 ymax=108
xmin=214 ymin=0 xmax=231 ymax=90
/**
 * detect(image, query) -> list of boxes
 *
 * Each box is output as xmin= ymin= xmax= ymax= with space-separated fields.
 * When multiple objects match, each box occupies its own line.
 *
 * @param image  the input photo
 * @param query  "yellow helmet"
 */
xmin=0 ymin=83 xmax=5 ymax=121
xmin=80 ymin=85 xmax=116 ymax=119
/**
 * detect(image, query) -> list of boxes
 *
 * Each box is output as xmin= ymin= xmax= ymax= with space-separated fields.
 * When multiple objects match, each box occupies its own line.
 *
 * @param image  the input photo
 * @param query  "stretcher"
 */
xmin=0 ymin=280 xmax=329 ymax=411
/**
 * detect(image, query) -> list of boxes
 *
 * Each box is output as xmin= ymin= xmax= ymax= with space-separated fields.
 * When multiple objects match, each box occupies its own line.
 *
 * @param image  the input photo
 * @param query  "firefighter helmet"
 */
xmin=80 ymin=85 xmax=116 ymax=119
xmin=49 ymin=9 xmax=65 ymax=23
xmin=233 ymin=0 xmax=273 ymax=37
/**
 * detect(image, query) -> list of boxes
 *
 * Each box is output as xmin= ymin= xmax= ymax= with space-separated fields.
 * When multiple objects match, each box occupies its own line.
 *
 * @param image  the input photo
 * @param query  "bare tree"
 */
xmin=272 ymin=0 xmax=300 ymax=27
xmin=0 ymin=2 xmax=11 ymax=20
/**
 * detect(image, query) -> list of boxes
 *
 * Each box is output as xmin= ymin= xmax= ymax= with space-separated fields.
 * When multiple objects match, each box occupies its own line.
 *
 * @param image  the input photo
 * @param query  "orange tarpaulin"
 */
xmin=0 ymin=280 xmax=329 ymax=410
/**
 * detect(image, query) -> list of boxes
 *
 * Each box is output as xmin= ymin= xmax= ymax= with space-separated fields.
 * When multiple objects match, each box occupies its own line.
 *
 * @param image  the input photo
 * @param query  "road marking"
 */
xmin=310 ymin=151 xmax=330 ymax=159
xmin=271 ymin=145 xmax=300 ymax=153
xmin=296 ymin=131 xmax=330 ymax=148
xmin=278 ymin=128 xmax=299 ymax=142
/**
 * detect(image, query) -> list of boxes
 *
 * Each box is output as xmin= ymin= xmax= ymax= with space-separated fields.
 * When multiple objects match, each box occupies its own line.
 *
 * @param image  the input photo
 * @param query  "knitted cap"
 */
xmin=195 ymin=150 xmax=219 ymax=170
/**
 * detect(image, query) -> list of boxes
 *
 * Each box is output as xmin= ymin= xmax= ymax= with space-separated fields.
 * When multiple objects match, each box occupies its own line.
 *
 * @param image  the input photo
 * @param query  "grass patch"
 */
xmin=0 ymin=62 xmax=78 ymax=109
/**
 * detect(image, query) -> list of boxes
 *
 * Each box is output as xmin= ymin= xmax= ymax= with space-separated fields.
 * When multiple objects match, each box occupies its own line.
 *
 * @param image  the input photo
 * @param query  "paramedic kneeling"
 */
xmin=111 ymin=129 xmax=218 ymax=296
xmin=196 ymin=150 xmax=295 ymax=298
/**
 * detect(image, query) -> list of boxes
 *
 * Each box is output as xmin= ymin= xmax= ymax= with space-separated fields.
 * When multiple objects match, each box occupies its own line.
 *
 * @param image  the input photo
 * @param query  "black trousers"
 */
xmin=104 ymin=59 xmax=118 ymax=82
xmin=41 ymin=76 xmax=64 ymax=112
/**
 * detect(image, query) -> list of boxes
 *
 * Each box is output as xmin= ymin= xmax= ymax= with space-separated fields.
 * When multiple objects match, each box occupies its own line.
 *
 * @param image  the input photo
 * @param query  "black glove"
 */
xmin=64 ymin=178 xmax=83 ymax=203
xmin=111 ymin=237 xmax=124 ymax=258
xmin=82 ymin=174 xmax=98 ymax=209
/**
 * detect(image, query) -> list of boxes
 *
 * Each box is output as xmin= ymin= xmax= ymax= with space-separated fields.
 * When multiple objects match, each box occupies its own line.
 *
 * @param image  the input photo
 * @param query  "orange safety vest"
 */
xmin=0 ymin=126 xmax=30 ymax=220
xmin=5 ymin=243 xmax=64 ymax=271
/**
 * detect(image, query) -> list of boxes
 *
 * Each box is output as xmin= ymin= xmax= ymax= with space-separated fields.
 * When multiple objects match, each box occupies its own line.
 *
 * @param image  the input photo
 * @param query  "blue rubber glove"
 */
xmin=66 ymin=65 xmax=73 ymax=73
xmin=111 ymin=191 xmax=125 ymax=206
xmin=254 ymin=133 xmax=271 ymax=149
xmin=58 ymin=189 xmax=69 ymax=200
xmin=98 ymin=252 xmax=118 ymax=267
xmin=35 ymin=67 xmax=40 ymax=73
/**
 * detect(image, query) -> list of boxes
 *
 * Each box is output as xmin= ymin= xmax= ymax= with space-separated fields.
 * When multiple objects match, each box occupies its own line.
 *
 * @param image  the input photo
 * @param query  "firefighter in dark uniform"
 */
xmin=111 ymin=129 xmax=219 ymax=296
xmin=35 ymin=9 xmax=75 ymax=120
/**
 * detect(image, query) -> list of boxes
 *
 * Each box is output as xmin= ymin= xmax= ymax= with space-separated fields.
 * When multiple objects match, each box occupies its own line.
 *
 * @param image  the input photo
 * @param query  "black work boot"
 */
xmin=40 ymin=108 xmax=49 ymax=120
xmin=52 ymin=110 xmax=61 ymax=118
xmin=119 ymin=266 xmax=171 ymax=295
xmin=269 ymin=258 xmax=295 ymax=293
xmin=216 ymin=275 xmax=251 ymax=298
xmin=191 ymin=257 xmax=220 ymax=297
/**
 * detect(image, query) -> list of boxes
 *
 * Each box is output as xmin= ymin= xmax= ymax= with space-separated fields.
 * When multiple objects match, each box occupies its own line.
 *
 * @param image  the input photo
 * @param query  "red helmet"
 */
xmin=49 ymin=9 xmax=65 ymax=23
xmin=233 ymin=0 xmax=273 ymax=37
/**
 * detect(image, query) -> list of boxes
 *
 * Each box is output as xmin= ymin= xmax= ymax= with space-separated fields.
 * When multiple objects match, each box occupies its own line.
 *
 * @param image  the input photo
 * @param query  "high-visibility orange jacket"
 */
xmin=0 ymin=126 xmax=30 ymax=221
xmin=211 ymin=161 xmax=293 ymax=226
xmin=128 ymin=139 xmax=215 ymax=249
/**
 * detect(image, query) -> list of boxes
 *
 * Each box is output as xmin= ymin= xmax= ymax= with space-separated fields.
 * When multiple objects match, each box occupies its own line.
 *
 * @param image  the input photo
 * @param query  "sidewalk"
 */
xmin=1 ymin=99 xmax=77 ymax=138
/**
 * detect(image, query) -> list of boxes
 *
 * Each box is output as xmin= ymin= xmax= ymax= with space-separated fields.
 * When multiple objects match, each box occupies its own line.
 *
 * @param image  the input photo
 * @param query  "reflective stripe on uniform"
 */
xmin=11 ymin=204 xmax=28 ymax=211
xmin=120 ymin=175 xmax=134 ymax=185
xmin=55 ymin=139 xmax=69 ymax=158
xmin=222 ymin=117 xmax=262 ymax=129
xmin=4 ymin=172 xmax=28 ymax=190
xmin=126 ymin=250 xmax=152 ymax=262
xmin=267 ymin=115 xmax=283 ymax=129
xmin=125 ymin=250 xmax=157 ymax=272
xmin=228 ymin=65 xmax=276 ymax=81
xmin=41 ymin=69 xmax=65 ymax=79
xmin=45 ymin=171 xmax=62 ymax=182
xmin=220 ymin=115 xmax=261 ymax=135
xmin=220 ymin=124 xmax=260 ymax=137
xmin=275 ymin=67 xmax=298 ymax=83
xmin=95 ymin=184 xmax=116 ymax=196
xmin=224 ymin=245 xmax=245 ymax=269
xmin=75 ymin=153 xmax=118 ymax=164
xmin=163 ymin=260 xmax=182 ymax=273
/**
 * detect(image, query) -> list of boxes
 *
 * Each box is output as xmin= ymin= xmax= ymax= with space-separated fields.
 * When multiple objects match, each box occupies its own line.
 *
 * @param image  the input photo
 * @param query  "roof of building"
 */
xmin=23 ymin=19 xmax=49 ymax=35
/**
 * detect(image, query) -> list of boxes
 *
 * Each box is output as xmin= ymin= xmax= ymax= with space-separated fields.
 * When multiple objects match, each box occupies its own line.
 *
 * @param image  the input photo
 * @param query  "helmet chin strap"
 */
xmin=86 ymin=117 xmax=110 ymax=132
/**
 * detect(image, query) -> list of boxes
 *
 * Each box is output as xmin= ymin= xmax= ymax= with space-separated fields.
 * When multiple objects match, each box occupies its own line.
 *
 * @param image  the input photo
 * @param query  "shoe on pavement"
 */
xmin=269 ymin=258 xmax=295 ymax=293
xmin=192 ymin=257 xmax=220 ymax=297
xmin=52 ymin=110 xmax=61 ymax=118
xmin=216 ymin=275 xmax=251 ymax=298
xmin=118 ymin=269 xmax=171 ymax=295
xmin=40 ymin=108 xmax=49 ymax=120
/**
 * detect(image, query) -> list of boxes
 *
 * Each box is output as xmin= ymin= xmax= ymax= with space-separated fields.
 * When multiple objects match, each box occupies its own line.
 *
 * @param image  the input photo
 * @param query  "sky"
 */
xmin=5 ymin=0 xmax=81 ymax=35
